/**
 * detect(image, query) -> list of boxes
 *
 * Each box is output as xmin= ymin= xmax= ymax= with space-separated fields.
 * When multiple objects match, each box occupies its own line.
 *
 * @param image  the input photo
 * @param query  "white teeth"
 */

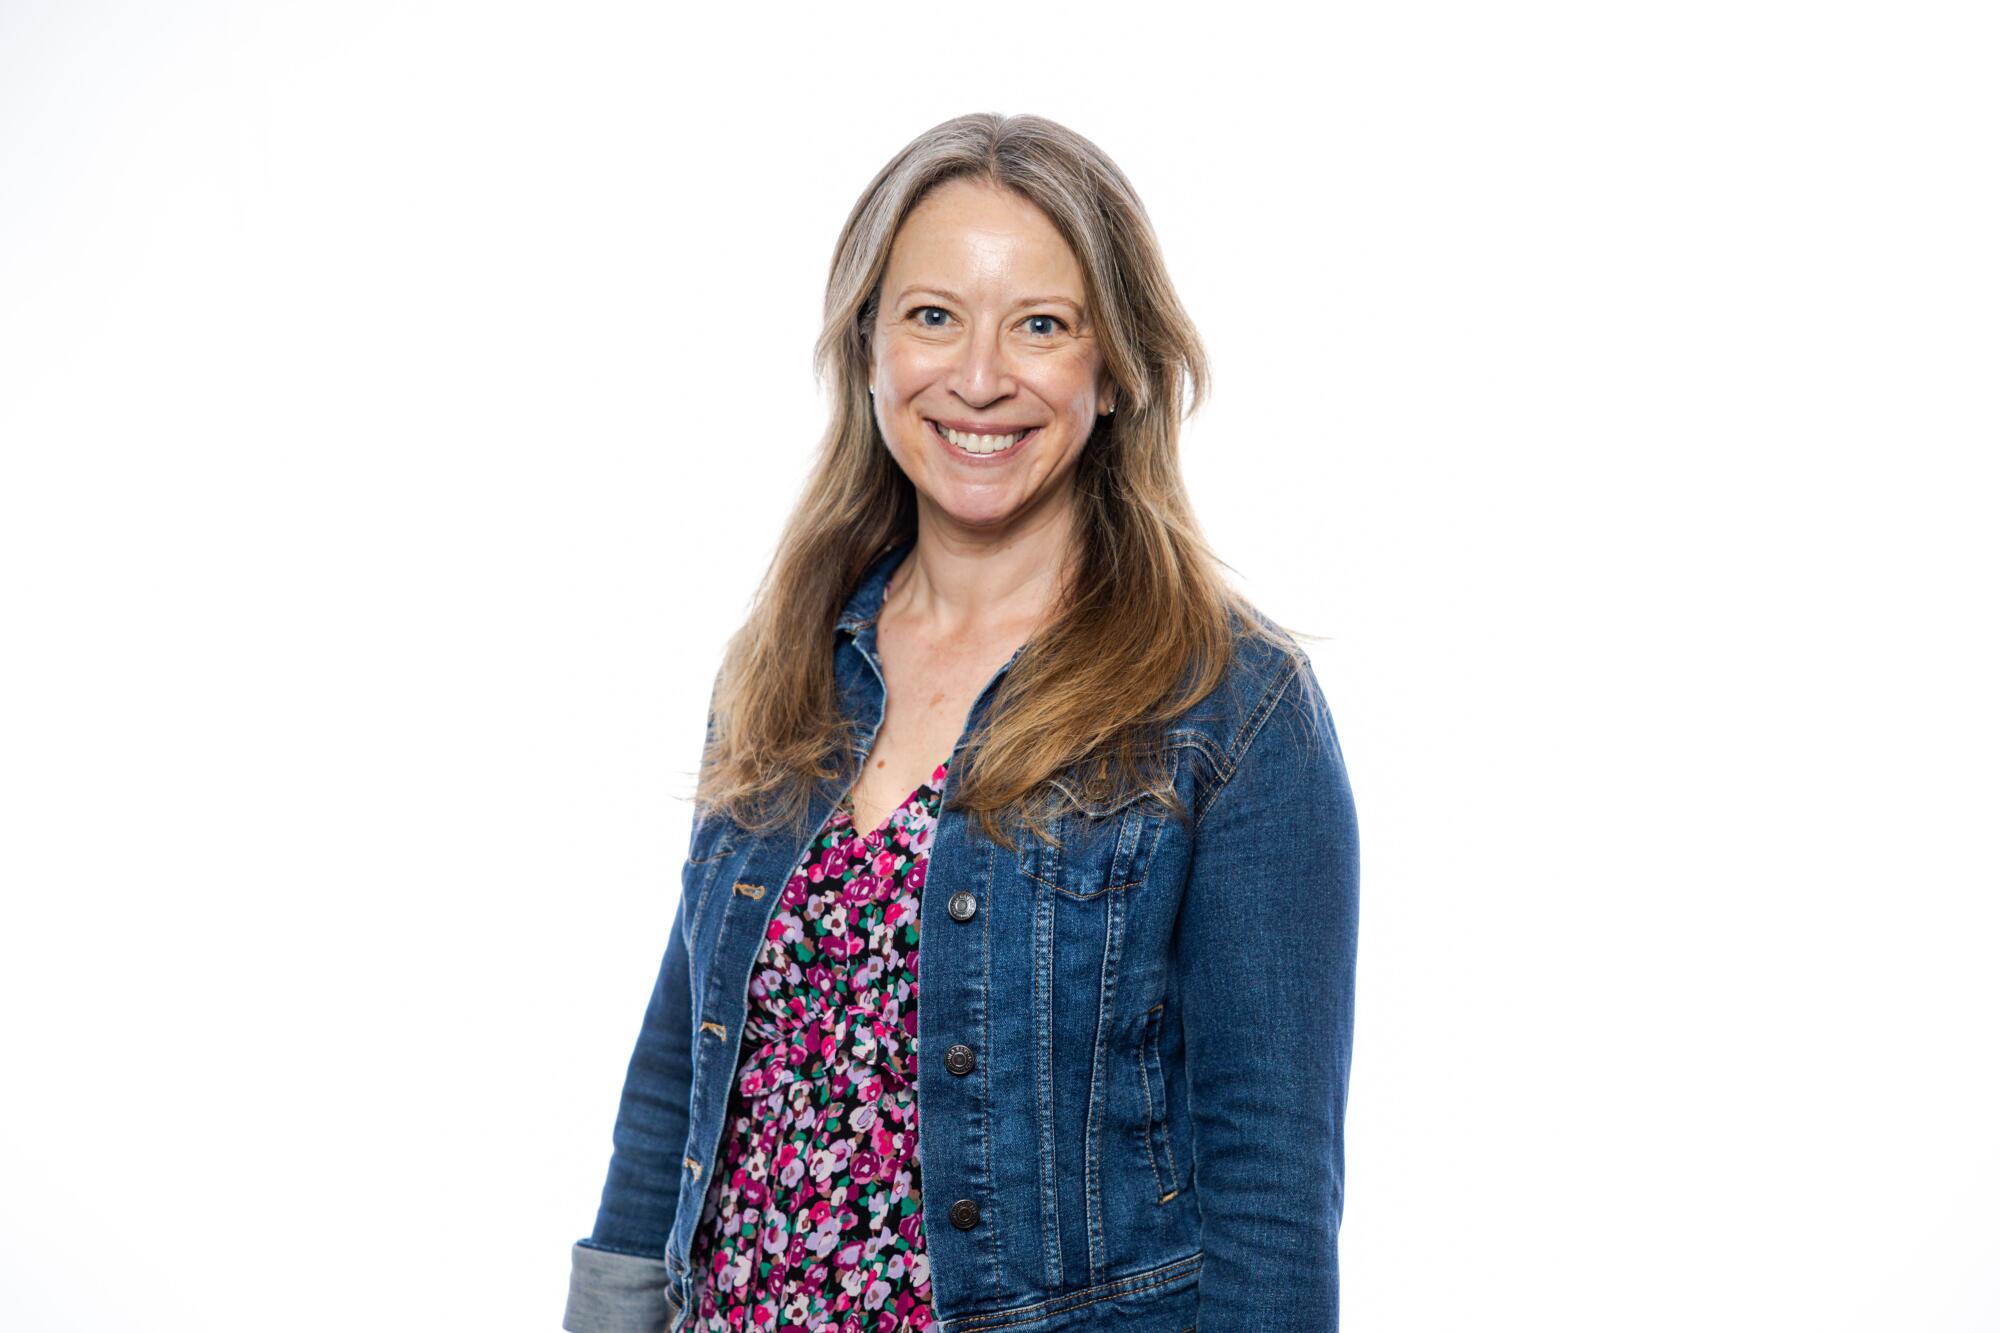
xmin=936 ymin=422 xmax=1028 ymax=455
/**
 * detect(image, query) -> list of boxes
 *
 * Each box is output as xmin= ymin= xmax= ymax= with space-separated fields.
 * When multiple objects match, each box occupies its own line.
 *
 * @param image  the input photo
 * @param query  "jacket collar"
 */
xmin=834 ymin=536 xmax=916 ymax=634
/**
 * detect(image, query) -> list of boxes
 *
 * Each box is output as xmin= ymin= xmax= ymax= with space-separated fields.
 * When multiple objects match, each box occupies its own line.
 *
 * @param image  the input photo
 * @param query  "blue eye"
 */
xmin=908 ymin=306 xmax=1070 ymax=337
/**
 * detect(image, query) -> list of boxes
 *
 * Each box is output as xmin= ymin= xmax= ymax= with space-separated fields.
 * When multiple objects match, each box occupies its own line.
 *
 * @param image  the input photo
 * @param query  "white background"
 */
xmin=2 ymin=2 xmax=1994 ymax=1329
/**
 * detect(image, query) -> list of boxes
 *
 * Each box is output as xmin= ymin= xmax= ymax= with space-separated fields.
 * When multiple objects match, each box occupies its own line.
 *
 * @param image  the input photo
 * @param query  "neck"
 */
xmin=889 ymin=497 xmax=1080 ymax=641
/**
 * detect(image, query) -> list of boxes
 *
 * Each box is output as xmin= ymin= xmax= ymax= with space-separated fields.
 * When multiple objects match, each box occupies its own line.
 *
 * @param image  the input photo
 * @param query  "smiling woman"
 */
xmin=564 ymin=112 xmax=1359 ymax=1333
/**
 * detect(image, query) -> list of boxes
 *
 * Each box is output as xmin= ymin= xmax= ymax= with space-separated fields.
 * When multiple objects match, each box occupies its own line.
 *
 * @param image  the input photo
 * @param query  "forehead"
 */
xmin=882 ymin=179 xmax=1084 ymax=299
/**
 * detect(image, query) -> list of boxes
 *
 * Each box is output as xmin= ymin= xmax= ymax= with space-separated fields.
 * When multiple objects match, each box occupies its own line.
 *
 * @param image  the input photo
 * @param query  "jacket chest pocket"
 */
xmin=1018 ymin=750 xmax=1181 ymax=901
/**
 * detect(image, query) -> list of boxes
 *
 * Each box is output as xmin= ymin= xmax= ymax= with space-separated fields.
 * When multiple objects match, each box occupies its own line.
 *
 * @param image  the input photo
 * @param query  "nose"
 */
xmin=946 ymin=321 xmax=1017 ymax=407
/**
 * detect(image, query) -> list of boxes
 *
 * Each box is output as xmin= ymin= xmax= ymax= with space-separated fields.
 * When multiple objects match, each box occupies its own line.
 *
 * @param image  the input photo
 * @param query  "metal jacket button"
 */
xmin=947 ymin=891 xmax=976 ymax=922
xmin=948 ymin=1198 xmax=980 ymax=1229
xmin=943 ymin=1043 xmax=975 ymax=1075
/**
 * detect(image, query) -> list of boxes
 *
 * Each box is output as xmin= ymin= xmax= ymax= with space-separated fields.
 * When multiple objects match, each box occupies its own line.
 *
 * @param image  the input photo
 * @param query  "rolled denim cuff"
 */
xmin=563 ymin=1240 xmax=672 ymax=1333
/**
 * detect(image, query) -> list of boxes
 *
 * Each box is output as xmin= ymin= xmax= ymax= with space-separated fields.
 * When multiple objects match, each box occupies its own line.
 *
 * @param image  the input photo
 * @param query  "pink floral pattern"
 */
xmin=685 ymin=759 xmax=950 ymax=1333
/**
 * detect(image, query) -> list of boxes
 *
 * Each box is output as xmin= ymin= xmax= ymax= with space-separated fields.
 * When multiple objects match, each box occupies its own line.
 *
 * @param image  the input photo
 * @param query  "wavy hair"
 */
xmin=693 ymin=111 xmax=1307 ymax=850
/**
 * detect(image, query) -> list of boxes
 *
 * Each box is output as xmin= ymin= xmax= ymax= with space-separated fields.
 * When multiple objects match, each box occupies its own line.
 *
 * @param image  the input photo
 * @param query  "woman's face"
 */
xmin=868 ymin=178 xmax=1115 ymax=536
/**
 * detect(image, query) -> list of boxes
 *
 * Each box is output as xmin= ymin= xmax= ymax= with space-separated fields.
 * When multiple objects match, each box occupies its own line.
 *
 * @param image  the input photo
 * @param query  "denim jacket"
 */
xmin=564 ymin=539 xmax=1360 ymax=1332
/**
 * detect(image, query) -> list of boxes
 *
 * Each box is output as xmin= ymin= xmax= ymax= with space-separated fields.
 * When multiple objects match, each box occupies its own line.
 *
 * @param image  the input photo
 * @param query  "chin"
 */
xmin=921 ymin=488 xmax=1035 ymax=529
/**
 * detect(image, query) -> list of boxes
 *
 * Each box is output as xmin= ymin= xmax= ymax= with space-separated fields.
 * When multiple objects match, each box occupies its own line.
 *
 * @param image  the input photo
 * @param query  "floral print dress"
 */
xmin=684 ymin=758 xmax=950 ymax=1333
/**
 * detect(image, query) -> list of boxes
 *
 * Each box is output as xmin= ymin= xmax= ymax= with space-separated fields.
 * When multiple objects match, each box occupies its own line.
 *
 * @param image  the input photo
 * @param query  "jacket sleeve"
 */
xmin=1175 ymin=654 xmax=1360 ymax=1331
xmin=563 ymin=884 xmax=695 ymax=1332
xmin=566 ymin=679 xmax=724 ymax=1331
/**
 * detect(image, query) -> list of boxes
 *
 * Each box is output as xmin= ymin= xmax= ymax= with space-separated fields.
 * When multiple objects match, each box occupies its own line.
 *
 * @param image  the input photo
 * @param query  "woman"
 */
xmin=564 ymin=112 xmax=1359 ymax=1333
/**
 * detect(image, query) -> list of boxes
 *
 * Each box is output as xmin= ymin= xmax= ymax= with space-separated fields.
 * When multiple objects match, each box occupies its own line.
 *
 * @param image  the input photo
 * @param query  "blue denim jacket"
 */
xmin=565 ymin=539 xmax=1360 ymax=1332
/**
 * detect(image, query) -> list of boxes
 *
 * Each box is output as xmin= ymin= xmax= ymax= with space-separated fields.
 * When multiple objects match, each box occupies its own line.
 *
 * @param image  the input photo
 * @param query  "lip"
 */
xmin=927 ymin=418 xmax=1039 ymax=460
xmin=929 ymin=416 xmax=1042 ymax=434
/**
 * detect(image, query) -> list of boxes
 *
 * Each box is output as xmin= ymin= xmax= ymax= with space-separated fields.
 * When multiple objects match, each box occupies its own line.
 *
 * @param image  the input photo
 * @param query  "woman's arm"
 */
xmin=563 ymin=864 xmax=697 ymax=1332
xmin=588 ymin=896 xmax=697 ymax=1244
xmin=1174 ymin=655 xmax=1361 ymax=1331
xmin=567 ymin=679 xmax=728 ymax=1331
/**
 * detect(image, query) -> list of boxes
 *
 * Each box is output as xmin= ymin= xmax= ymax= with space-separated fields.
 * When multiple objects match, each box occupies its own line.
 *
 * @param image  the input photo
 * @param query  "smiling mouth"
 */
xmin=927 ymin=419 xmax=1040 ymax=458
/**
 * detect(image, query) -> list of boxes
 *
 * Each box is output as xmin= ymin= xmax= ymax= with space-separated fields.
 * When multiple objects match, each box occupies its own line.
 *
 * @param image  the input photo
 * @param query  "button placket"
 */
xmin=935 ymin=877 xmax=985 ymax=1235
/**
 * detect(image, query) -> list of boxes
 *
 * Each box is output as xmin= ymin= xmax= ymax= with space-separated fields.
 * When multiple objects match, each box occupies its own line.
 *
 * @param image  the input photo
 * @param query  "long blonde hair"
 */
xmin=695 ymin=111 xmax=1306 ymax=850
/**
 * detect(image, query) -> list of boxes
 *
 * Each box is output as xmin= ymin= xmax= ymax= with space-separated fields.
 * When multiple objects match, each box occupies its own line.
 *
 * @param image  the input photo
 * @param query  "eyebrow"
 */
xmin=896 ymin=286 xmax=1085 ymax=317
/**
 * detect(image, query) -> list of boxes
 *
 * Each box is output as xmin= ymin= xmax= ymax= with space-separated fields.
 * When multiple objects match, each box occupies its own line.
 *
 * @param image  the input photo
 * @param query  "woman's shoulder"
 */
xmin=1170 ymin=599 xmax=1324 ymax=756
xmin=1177 ymin=601 xmax=1353 ymax=829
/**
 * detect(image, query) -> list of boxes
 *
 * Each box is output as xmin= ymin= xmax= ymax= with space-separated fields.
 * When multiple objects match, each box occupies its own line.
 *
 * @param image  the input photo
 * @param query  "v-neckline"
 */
xmin=843 ymin=761 xmax=948 ymax=846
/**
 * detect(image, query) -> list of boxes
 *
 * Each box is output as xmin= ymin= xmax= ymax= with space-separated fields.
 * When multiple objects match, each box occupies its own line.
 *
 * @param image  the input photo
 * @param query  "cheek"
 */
xmin=877 ymin=342 xmax=947 ymax=390
xmin=1038 ymin=356 xmax=1102 ymax=410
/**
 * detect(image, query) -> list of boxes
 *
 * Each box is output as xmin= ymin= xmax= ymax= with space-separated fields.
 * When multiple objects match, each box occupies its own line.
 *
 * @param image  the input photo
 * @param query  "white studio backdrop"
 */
xmin=2 ymin=2 xmax=1994 ymax=1330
